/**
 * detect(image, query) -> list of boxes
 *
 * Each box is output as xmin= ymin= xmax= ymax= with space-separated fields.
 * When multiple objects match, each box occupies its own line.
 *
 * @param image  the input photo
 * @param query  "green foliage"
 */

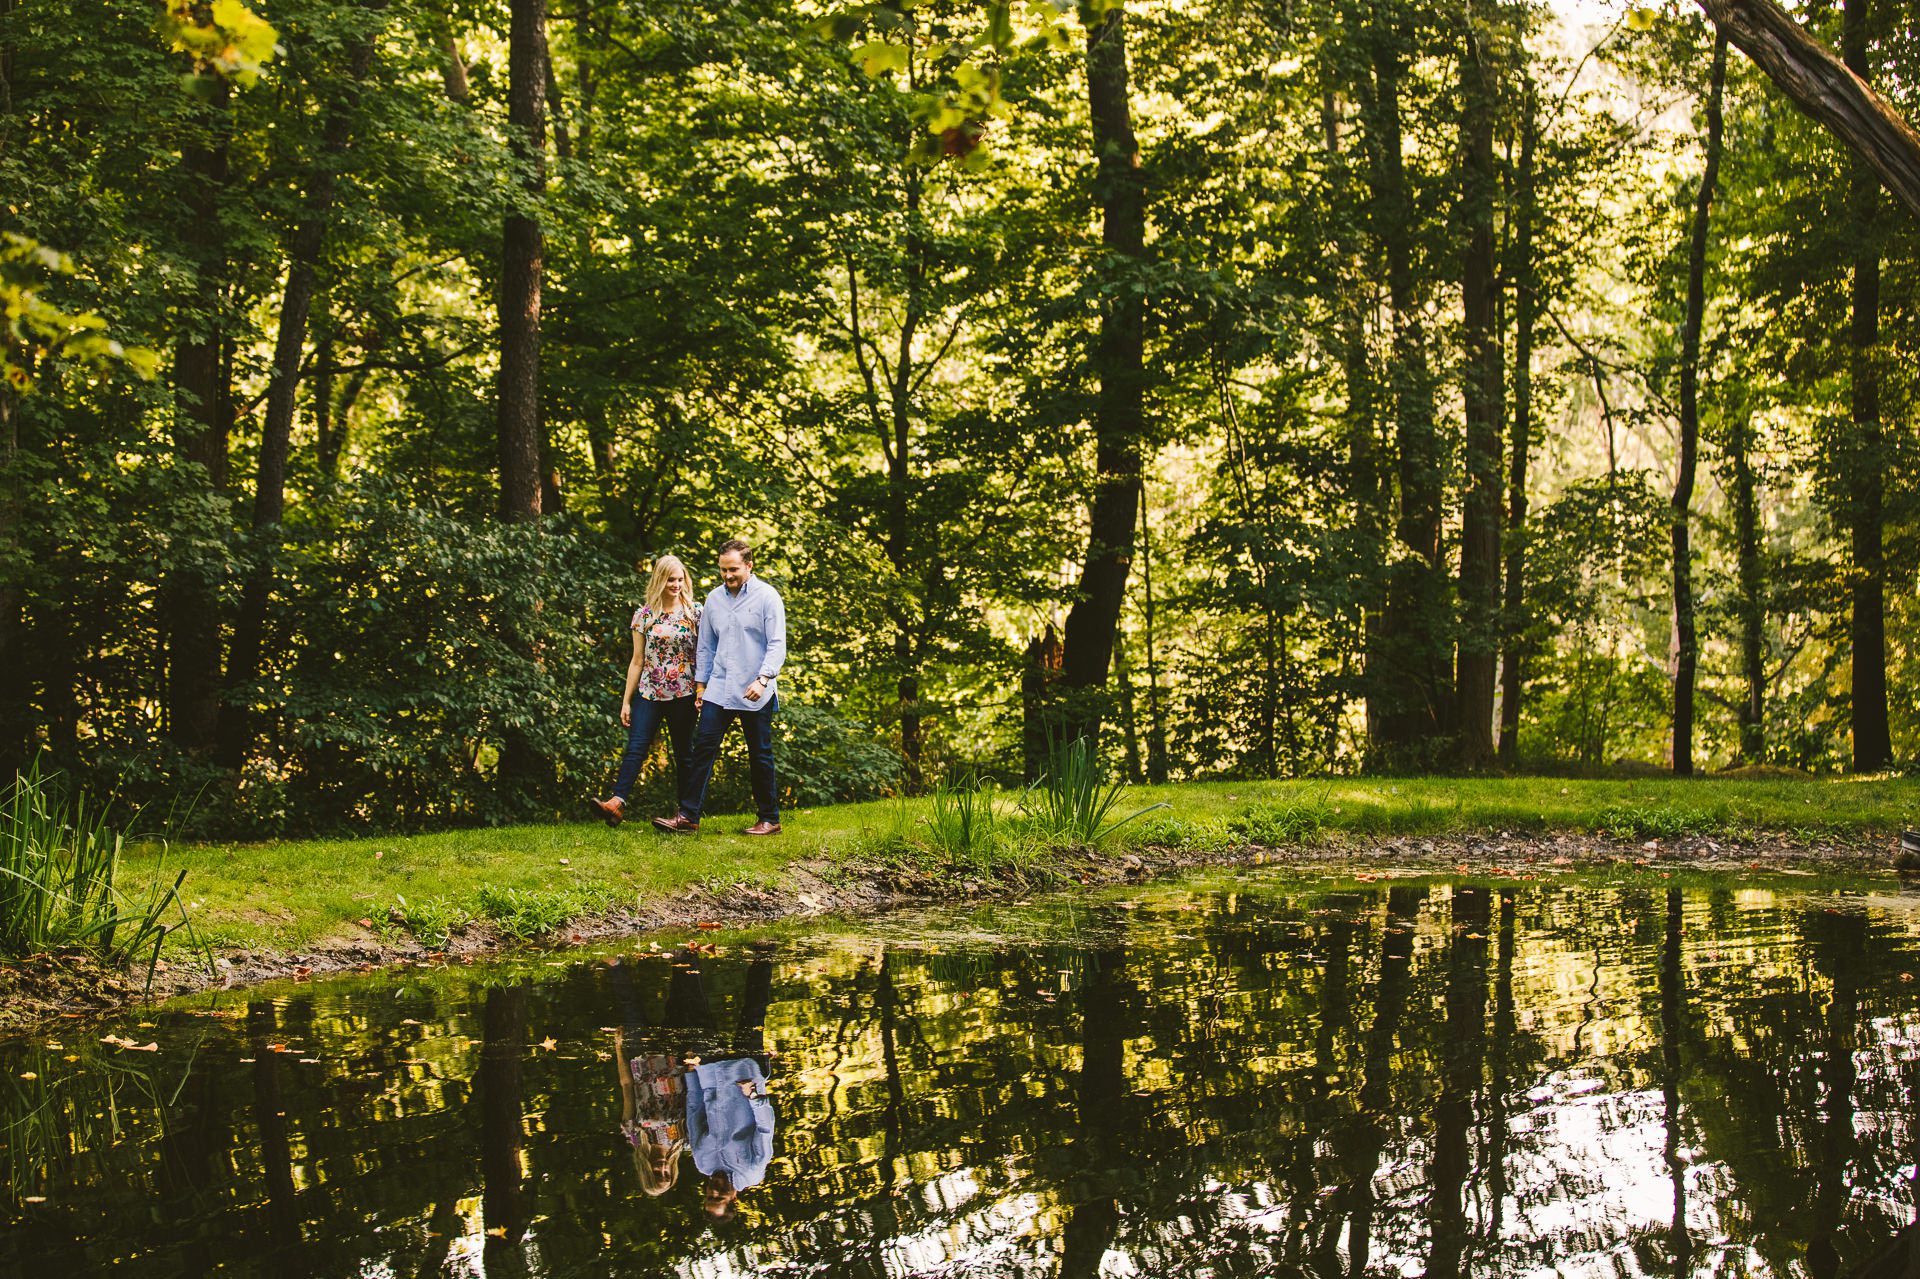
xmin=1229 ymin=797 xmax=1329 ymax=847
xmin=925 ymin=773 xmax=1001 ymax=867
xmin=0 ymin=759 xmax=190 ymax=979
xmin=385 ymin=893 xmax=469 ymax=948
xmin=1594 ymin=803 xmax=1722 ymax=841
xmin=474 ymin=884 xmax=597 ymax=940
xmin=1020 ymin=739 xmax=1169 ymax=849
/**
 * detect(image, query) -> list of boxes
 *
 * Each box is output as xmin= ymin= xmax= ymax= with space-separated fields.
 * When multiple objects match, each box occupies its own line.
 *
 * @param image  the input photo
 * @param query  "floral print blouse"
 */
xmin=630 ymin=603 xmax=700 ymax=701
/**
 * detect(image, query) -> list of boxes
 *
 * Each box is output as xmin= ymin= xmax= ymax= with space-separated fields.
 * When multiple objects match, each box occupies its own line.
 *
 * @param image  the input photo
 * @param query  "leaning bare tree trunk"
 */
xmin=1697 ymin=0 xmax=1920 ymax=218
xmin=1671 ymin=33 xmax=1726 ymax=778
xmin=498 ymin=0 xmax=547 ymax=524
xmin=1060 ymin=0 xmax=1148 ymax=746
xmin=1842 ymin=0 xmax=1891 ymax=773
xmin=219 ymin=28 xmax=381 ymax=769
xmin=1455 ymin=7 xmax=1504 ymax=769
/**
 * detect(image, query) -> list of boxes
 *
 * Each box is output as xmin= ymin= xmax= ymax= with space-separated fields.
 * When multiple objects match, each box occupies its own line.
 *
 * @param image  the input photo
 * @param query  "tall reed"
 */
xmin=0 ymin=757 xmax=189 ymax=981
xmin=1022 ymin=738 xmax=1169 ymax=849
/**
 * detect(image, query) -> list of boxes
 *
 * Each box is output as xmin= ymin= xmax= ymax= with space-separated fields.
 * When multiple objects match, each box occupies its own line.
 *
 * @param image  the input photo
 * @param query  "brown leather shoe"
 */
xmin=592 ymin=796 xmax=625 ymax=827
xmin=651 ymin=814 xmax=700 ymax=833
xmin=741 ymin=820 xmax=782 ymax=837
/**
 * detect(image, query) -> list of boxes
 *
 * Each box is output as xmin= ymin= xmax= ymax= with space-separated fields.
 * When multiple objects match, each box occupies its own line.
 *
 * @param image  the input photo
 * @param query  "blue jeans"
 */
xmin=679 ymin=697 xmax=778 ymax=823
xmin=610 ymin=695 xmax=697 ymax=802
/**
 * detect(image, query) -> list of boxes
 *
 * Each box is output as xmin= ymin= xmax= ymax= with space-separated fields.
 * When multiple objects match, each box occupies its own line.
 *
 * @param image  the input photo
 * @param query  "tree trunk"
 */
xmin=1364 ymin=11 xmax=1449 ymax=763
xmin=1499 ymin=82 xmax=1538 ymax=767
xmin=219 ymin=28 xmax=380 ymax=769
xmin=1060 ymin=1 xmax=1148 ymax=746
xmin=1456 ymin=12 xmax=1504 ymax=769
xmin=1728 ymin=408 xmax=1766 ymax=760
xmin=498 ymin=0 xmax=547 ymax=524
xmin=1844 ymin=0 xmax=1891 ymax=774
xmin=1137 ymin=485 xmax=1168 ymax=783
xmin=311 ymin=324 xmax=339 ymax=479
xmin=0 ymin=380 xmax=22 ymax=777
xmin=1115 ymin=633 xmax=1142 ymax=783
xmin=1322 ymin=81 xmax=1388 ymax=757
xmin=1671 ymin=33 xmax=1726 ymax=778
xmin=164 ymin=77 xmax=234 ymax=756
xmin=1696 ymin=0 xmax=1920 ymax=219
xmin=478 ymin=985 xmax=528 ymax=1260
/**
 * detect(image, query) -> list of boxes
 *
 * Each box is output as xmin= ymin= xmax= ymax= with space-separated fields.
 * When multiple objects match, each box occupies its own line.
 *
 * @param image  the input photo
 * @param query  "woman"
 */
xmin=614 ymin=1026 xmax=689 ymax=1198
xmin=593 ymin=554 xmax=700 ymax=826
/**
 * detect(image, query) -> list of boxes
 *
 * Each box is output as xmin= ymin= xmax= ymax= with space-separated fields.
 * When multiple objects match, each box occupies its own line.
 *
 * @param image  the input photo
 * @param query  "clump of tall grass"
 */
xmin=925 ymin=773 xmax=1000 ymax=868
xmin=1021 ymin=739 xmax=1169 ymax=849
xmin=0 ymin=758 xmax=191 ymax=983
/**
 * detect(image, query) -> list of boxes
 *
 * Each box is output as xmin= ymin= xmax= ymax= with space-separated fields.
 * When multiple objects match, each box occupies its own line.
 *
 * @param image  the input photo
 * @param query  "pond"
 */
xmin=4 ymin=869 xmax=1920 ymax=1278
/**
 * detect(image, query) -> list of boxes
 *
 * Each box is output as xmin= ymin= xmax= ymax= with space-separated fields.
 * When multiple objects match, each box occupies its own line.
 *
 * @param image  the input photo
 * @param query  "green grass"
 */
xmin=108 ymin=775 xmax=1918 ymax=959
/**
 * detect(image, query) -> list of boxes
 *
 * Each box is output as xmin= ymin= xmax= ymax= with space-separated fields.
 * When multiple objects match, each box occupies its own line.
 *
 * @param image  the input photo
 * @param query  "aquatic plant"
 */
xmin=0 ymin=758 xmax=189 ymax=979
xmin=1021 ymin=739 xmax=1169 ymax=849
xmin=925 ymin=774 xmax=1000 ymax=867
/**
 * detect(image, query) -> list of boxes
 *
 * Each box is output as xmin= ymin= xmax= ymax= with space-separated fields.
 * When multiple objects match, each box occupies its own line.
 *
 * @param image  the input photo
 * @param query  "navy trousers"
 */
xmin=679 ymin=697 xmax=778 ymax=823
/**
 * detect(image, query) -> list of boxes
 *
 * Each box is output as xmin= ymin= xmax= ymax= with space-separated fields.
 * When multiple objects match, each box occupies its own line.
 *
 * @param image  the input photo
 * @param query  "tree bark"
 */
xmin=1671 ymin=33 xmax=1726 ymax=778
xmin=1060 ymin=1 xmax=1148 ymax=746
xmin=1499 ymin=82 xmax=1538 ymax=767
xmin=1455 ymin=11 xmax=1504 ymax=769
xmin=1363 ymin=7 xmax=1449 ymax=763
xmin=1137 ymin=486 xmax=1168 ymax=783
xmin=219 ymin=27 xmax=380 ymax=769
xmin=0 ymin=379 xmax=22 ymax=777
xmin=1727 ymin=408 xmax=1766 ymax=761
xmin=1697 ymin=0 xmax=1920 ymax=220
xmin=1843 ymin=0 xmax=1891 ymax=774
xmin=498 ymin=0 xmax=548 ymax=524
xmin=164 ymin=77 xmax=234 ymax=756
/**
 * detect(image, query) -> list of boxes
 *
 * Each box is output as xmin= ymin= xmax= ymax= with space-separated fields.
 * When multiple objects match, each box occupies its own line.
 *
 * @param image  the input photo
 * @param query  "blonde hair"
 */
xmin=644 ymin=555 xmax=693 ymax=617
xmin=631 ymin=1132 xmax=685 ymax=1197
xmin=614 ymin=1027 xmax=687 ymax=1197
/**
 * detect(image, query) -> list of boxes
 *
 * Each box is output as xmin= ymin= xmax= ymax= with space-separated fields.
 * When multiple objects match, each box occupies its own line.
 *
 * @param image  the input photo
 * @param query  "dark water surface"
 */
xmin=6 ymin=870 xmax=1920 ymax=1278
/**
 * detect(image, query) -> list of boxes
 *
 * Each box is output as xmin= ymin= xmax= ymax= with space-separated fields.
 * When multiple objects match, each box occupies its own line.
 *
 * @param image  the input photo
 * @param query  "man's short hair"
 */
xmin=719 ymin=537 xmax=754 ymax=565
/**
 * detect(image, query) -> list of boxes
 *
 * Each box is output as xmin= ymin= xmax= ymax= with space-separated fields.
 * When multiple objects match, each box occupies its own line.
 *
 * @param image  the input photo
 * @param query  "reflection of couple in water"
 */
xmin=612 ymin=944 xmax=776 ymax=1222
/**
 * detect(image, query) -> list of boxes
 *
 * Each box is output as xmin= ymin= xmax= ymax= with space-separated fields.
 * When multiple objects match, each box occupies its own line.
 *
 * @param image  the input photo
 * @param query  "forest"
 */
xmin=0 ymin=0 xmax=1914 ymax=838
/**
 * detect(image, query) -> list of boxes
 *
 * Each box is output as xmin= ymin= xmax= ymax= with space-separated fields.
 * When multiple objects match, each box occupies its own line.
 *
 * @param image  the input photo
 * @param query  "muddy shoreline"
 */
xmin=3 ymin=831 xmax=1909 ymax=1036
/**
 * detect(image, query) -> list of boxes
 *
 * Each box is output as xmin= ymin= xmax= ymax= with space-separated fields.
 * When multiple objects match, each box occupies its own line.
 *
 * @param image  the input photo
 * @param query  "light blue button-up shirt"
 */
xmin=695 ymin=574 xmax=787 ymax=712
xmin=684 ymin=1057 xmax=774 ymax=1189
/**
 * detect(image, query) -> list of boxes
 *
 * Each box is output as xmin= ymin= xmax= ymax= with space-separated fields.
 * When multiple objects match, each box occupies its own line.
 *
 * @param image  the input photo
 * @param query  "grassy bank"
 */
xmin=105 ymin=774 xmax=1918 ymax=959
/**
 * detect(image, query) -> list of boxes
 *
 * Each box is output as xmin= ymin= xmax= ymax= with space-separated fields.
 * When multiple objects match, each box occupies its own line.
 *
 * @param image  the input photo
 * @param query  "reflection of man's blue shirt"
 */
xmin=685 ymin=1057 xmax=774 ymax=1189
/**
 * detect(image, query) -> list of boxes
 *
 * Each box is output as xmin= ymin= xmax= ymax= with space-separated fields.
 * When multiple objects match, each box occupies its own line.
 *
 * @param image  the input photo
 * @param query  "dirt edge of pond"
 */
xmin=3 ymin=829 xmax=1910 ymax=1036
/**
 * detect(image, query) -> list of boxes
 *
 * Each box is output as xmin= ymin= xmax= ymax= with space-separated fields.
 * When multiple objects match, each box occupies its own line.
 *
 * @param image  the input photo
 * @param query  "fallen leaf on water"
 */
xmin=486 ymin=1227 xmax=508 ymax=1239
xmin=539 ymin=1037 xmax=558 ymax=1051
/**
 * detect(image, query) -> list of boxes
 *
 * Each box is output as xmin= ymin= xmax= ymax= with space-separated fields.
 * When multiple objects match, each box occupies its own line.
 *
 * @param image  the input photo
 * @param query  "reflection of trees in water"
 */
xmin=5 ymin=884 xmax=1920 ymax=1277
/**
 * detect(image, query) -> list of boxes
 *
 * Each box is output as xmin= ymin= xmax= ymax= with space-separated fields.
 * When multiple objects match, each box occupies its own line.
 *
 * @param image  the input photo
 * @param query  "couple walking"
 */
xmin=593 ymin=538 xmax=786 ymax=836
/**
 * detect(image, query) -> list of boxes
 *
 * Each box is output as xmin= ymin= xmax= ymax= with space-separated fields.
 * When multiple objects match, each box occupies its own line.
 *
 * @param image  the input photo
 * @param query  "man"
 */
xmin=653 ymin=538 xmax=786 ymax=835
